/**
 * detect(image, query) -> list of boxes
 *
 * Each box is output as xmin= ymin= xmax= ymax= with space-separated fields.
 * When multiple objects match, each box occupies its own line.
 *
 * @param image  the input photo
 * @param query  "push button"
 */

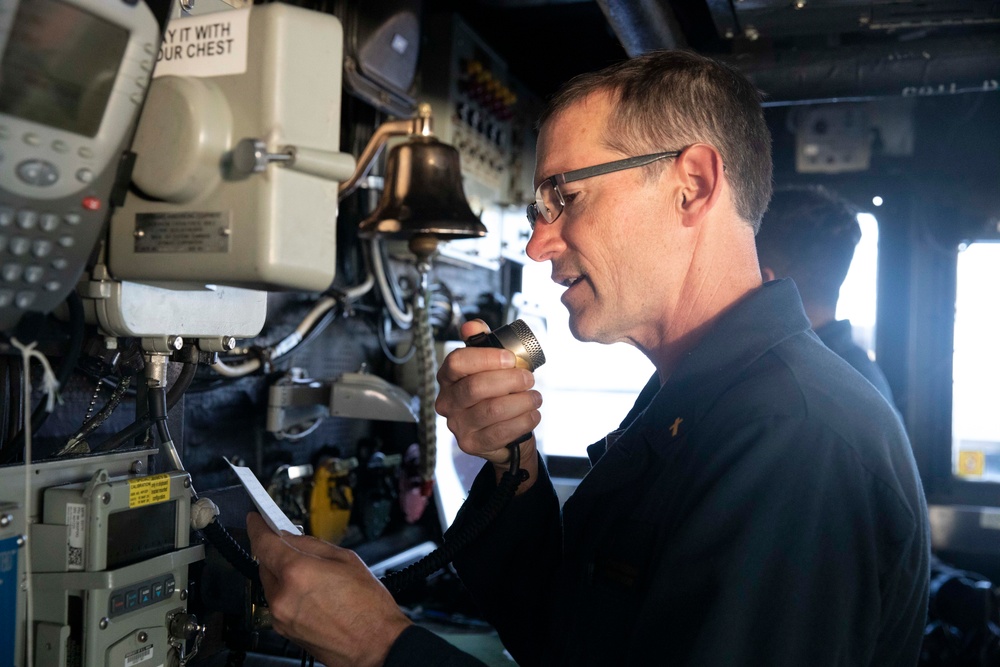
xmin=126 ymin=590 xmax=138 ymax=609
xmin=15 ymin=160 xmax=59 ymax=187
xmin=40 ymin=214 xmax=61 ymax=232
xmin=14 ymin=291 xmax=35 ymax=308
xmin=111 ymin=594 xmax=125 ymax=614
xmin=16 ymin=210 xmax=38 ymax=230
xmin=139 ymin=586 xmax=151 ymax=605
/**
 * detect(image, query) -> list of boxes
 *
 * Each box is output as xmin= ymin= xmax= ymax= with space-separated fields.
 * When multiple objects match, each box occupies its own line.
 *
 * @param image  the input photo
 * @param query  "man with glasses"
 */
xmin=247 ymin=50 xmax=930 ymax=666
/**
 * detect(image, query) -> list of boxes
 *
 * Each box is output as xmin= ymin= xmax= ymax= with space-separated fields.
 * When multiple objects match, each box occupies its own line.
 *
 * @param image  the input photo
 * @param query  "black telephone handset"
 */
xmin=0 ymin=0 xmax=166 ymax=333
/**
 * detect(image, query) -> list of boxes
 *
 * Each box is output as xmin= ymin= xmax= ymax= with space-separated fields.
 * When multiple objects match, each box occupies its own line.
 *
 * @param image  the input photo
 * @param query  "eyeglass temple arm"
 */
xmin=561 ymin=150 xmax=682 ymax=184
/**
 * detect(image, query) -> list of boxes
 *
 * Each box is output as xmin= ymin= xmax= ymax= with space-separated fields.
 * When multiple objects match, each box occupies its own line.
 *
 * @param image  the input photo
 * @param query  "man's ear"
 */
xmin=674 ymin=143 xmax=725 ymax=227
xmin=761 ymin=266 xmax=776 ymax=282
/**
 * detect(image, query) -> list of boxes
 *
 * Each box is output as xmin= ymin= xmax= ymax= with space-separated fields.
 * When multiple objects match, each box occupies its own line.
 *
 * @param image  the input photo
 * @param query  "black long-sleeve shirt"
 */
xmin=387 ymin=279 xmax=930 ymax=666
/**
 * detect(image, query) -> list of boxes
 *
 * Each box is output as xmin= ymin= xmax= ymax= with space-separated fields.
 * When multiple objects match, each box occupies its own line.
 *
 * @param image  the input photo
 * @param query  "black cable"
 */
xmin=73 ymin=375 xmax=132 ymax=442
xmin=379 ymin=439 xmax=529 ymax=595
xmin=91 ymin=361 xmax=197 ymax=454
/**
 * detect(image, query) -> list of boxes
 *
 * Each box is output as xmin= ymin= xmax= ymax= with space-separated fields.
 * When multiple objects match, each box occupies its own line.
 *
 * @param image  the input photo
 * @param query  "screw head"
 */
xmin=99 ymin=618 xmax=109 ymax=630
xmin=0 ymin=513 xmax=12 ymax=528
xmin=102 ymin=492 xmax=111 ymax=505
xmin=131 ymin=460 xmax=145 ymax=474
xmin=137 ymin=631 xmax=148 ymax=643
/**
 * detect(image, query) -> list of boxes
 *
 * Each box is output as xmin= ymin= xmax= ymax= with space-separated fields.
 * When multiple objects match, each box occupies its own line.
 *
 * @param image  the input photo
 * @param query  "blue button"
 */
xmin=152 ymin=582 xmax=164 ymax=600
xmin=139 ymin=586 xmax=151 ymax=604
xmin=126 ymin=591 xmax=138 ymax=608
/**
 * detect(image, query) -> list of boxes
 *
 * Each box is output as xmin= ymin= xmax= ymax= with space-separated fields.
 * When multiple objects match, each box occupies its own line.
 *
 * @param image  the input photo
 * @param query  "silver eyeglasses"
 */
xmin=525 ymin=150 xmax=683 ymax=229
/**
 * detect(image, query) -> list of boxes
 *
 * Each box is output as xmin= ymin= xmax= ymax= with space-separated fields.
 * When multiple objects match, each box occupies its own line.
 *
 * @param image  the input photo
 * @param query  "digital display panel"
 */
xmin=0 ymin=0 xmax=129 ymax=137
xmin=107 ymin=501 xmax=177 ymax=569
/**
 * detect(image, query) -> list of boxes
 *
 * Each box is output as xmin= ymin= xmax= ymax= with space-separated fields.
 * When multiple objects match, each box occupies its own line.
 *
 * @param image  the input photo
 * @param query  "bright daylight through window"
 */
xmin=952 ymin=241 xmax=1000 ymax=481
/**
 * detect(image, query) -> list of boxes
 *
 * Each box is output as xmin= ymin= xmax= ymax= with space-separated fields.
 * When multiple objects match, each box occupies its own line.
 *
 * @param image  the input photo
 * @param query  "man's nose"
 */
xmin=525 ymin=219 xmax=565 ymax=262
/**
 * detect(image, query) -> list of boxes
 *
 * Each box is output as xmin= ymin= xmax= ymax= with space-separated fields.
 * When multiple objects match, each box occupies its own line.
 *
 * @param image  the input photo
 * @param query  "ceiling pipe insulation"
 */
xmin=595 ymin=0 xmax=1000 ymax=105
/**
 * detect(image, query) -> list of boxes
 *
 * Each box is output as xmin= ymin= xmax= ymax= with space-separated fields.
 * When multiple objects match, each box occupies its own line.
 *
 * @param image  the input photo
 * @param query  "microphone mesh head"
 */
xmin=508 ymin=319 xmax=546 ymax=370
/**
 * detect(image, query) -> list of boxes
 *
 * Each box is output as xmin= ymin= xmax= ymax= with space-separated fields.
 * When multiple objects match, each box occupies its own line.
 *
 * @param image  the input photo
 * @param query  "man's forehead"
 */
xmin=535 ymin=93 xmax=612 ymax=177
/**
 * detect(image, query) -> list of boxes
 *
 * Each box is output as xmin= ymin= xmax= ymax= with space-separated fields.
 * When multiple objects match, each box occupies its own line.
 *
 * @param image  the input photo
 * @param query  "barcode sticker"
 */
xmin=66 ymin=503 xmax=86 ymax=571
xmin=124 ymin=644 xmax=154 ymax=667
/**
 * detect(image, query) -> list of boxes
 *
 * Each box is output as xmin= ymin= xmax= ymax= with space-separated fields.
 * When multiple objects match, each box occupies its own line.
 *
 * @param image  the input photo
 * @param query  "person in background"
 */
xmin=247 ymin=49 xmax=929 ymax=666
xmin=756 ymin=185 xmax=895 ymax=404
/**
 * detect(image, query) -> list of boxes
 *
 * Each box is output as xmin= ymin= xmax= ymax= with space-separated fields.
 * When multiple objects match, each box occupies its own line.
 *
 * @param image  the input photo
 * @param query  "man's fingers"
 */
xmin=460 ymin=318 xmax=491 ymax=340
xmin=437 ymin=346 xmax=517 ymax=386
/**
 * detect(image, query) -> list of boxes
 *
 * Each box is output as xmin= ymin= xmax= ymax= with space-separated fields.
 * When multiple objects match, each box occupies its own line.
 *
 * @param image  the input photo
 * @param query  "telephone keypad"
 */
xmin=0 ymin=205 xmax=84 ymax=308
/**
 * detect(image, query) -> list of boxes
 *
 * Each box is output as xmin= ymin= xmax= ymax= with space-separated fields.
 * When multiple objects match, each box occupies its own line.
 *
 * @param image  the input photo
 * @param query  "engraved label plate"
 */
xmin=134 ymin=211 xmax=231 ymax=253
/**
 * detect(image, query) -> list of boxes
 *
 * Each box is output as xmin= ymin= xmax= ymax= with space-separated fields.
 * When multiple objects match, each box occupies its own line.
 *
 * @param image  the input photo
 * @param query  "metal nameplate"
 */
xmin=134 ymin=211 xmax=231 ymax=253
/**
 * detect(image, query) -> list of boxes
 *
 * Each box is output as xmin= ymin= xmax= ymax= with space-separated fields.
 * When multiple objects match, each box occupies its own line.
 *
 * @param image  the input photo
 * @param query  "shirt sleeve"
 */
xmin=384 ymin=625 xmax=489 ymax=667
xmin=449 ymin=455 xmax=563 ymax=666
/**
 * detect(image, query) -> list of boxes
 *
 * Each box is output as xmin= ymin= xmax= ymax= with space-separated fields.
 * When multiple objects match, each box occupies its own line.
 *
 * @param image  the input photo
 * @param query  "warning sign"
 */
xmin=129 ymin=474 xmax=172 ymax=508
xmin=153 ymin=8 xmax=250 ymax=78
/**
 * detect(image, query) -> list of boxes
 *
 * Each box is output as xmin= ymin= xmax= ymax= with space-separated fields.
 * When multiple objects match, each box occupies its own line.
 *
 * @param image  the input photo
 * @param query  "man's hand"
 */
xmin=246 ymin=512 xmax=411 ymax=667
xmin=435 ymin=320 xmax=543 ymax=490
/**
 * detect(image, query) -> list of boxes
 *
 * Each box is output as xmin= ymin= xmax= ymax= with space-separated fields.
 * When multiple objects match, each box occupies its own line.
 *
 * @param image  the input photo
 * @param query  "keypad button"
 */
xmin=164 ymin=576 xmax=176 ymax=596
xmin=24 ymin=266 xmax=44 ymax=283
xmin=78 ymin=147 xmax=93 ymax=159
xmin=3 ymin=264 xmax=23 ymax=282
xmin=126 ymin=590 xmax=138 ymax=609
xmin=152 ymin=582 xmax=164 ymax=600
xmin=16 ymin=210 xmax=38 ymax=229
xmin=44 ymin=280 xmax=61 ymax=292
xmin=51 ymin=257 xmax=68 ymax=270
xmin=64 ymin=213 xmax=81 ymax=226
xmin=52 ymin=140 xmax=69 ymax=153
xmin=23 ymin=133 xmax=40 ymax=146
xmin=139 ymin=586 xmax=152 ymax=605
xmin=111 ymin=594 xmax=125 ymax=614
xmin=14 ymin=291 xmax=35 ymax=308
xmin=9 ymin=237 xmax=30 ymax=256
xmin=0 ymin=207 xmax=13 ymax=227
xmin=58 ymin=235 xmax=75 ymax=248
xmin=31 ymin=240 xmax=53 ymax=258
xmin=40 ymin=213 xmax=60 ymax=232
xmin=16 ymin=160 xmax=59 ymax=187
xmin=76 ymin=168 xmax=93 ymax=184
xmin=0 ymin=289 xmax=12 ymax=307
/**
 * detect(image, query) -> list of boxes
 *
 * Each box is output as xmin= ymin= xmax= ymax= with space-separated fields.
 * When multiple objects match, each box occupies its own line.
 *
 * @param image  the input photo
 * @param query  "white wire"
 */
xmin=371 ymin=238 xmax=413 ymax=327
xmin=10 ymin=338 xmax=60 ymax=667
xmin=340 ymin=268 xmax=375 ymax=301
xmin=211 ymin=296 xmax=343 ymax=378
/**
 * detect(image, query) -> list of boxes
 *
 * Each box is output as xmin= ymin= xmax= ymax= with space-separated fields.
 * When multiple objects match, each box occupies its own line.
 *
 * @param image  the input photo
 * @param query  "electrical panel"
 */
xmin=417 ymin=14 xmax=538 ymax=269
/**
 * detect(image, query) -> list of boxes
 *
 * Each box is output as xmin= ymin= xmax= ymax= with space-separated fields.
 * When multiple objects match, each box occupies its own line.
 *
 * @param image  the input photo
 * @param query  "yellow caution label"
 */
xmin=957 ymin=451 xmax=985 ymax=477
xmin=128 ymin=473 xmax=172 ymax=508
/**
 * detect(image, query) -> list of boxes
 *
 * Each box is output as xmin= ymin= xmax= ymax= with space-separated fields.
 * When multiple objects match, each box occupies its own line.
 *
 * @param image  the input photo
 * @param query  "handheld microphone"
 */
xmin=466 ymin=319 xmax=546 ymax=371
xmin=379 ymin=319 xmax=545 ymax=594
xmin=466 ymin=319 xmax=545 ymax=448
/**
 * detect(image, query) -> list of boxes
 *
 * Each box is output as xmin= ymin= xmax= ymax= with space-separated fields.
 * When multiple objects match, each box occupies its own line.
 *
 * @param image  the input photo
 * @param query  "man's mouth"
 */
xmin=560 ymin=274 xmax=587 ymax=289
